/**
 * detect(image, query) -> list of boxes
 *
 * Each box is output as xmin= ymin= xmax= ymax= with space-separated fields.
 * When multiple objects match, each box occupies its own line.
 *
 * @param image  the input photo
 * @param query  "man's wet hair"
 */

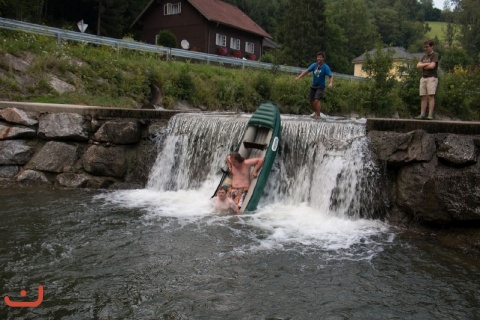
xmin=229 ymin=152 xmax=245 ymax=163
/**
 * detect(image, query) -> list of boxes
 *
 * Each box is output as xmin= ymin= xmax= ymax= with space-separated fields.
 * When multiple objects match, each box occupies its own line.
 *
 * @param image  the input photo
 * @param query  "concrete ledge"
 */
xmin=0 ymin=101 xmax=185 ymax=119
xmin=366 ymin=118 xmax=480 ymax=135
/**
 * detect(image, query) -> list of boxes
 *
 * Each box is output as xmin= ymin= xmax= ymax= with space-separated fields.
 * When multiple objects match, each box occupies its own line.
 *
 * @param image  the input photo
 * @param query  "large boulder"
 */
xmin=368 ymin=130 xmax=436 ymax=166
xmin=437 ymin=134 xmax=477 ymax=166
xmin=83 ymin=145 xmax=127 ymax=178
xmin=0 ymin=107 xmax=38 ymax=126
xmin=55 ymin=172 xmax=117 ymax=188
xmin=369 ymin=130 xmax=480 ymax=225
xmin=0 ymin=166 xmax=20 ymax=178
xmin=0 ymin=140 xmax=35 ymax=165
xmin=27 ymin=141 xmax=78 ymax=173
xmin=38 ymin=113 xmax=89 ymax=141
xmin=15 ymin=169 xmax=50 ymax=184
xmin=0 ymin=123 xmax=36 ymax=139
xmin=92 ymin=120 xmax=141 ymax=144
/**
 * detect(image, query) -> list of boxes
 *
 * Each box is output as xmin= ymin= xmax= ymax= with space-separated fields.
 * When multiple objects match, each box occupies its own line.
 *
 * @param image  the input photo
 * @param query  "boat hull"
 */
xmin=215 ymin=102 xmax=281 ymax=213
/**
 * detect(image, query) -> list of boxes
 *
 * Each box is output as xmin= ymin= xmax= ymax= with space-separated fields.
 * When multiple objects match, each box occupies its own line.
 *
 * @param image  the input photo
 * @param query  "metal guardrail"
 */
xmin=0 ymin=17 xmax=364 ymax=81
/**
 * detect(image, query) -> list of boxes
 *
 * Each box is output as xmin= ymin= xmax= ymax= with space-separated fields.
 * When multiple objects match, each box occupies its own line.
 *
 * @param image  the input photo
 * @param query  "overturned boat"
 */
xmin=214 ymin=102 xmax=281 ymax=213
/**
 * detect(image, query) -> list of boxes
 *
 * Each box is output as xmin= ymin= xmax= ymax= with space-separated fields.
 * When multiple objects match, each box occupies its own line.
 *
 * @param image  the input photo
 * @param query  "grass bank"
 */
xmin=0 ymin=29 xmax=478 ymax=120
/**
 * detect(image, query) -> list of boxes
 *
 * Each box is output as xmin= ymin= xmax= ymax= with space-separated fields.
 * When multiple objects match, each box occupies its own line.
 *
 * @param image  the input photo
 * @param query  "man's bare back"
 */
xmin=226 ymin=153 xmax=264 ymax=189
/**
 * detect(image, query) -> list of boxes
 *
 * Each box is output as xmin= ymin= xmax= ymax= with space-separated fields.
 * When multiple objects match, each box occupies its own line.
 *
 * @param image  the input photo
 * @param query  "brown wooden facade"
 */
xmin=132 ymin=0 xmax=270 ymax=60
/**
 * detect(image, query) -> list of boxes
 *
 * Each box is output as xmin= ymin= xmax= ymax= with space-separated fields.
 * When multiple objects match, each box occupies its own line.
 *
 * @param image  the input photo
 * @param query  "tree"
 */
xmin=276 ymin=0 xmax=327 ymax=67
xmin=360 ymin=45 xmax=398 ymax=115
xmin=326 ymin=0 xmax=380 ymax=73
xmin=0 ymin=0 xmax=46 ymax=22
xmin=453 ymin=0 xmax=480 ymax=64
xmin=440 ymin=46 xmax=473 ymax=71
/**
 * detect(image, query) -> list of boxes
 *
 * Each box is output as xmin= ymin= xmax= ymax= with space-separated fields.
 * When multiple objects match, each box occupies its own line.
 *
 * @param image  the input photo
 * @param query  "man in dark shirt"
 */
xmin=415 ymin=40 xmax=439 ymax=120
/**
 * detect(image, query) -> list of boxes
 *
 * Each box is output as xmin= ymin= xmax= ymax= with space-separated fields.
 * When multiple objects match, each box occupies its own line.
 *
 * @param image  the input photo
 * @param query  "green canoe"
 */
xmin=215 ymin=102 xmax=281 ymax=213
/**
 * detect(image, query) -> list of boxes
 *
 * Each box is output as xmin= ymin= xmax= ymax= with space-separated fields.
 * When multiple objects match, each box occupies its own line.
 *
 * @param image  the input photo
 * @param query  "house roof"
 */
xmin=131 ymin=0 xmax=272 ymax=39
xmin=351 ymin=47 xmax=416 ymax=63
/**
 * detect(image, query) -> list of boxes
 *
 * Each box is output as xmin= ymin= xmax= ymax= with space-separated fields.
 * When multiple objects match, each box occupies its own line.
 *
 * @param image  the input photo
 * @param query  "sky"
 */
xmin=433 ymin=0 xmax=445 ymax=9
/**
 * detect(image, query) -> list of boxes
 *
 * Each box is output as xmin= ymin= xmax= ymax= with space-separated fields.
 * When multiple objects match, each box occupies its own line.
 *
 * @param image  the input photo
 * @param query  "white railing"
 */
xmin=0 ymin=17 xmax=364 ymax=81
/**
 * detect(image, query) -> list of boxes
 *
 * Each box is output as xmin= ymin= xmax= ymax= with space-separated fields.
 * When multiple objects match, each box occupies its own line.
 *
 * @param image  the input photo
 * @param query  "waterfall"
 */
xmin=147 ymin=113 xmax=386 ymax=219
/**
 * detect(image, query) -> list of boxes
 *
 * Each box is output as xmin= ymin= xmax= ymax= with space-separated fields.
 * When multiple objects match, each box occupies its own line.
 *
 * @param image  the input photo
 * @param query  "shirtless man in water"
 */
xmin=226 ymin=152 xmax=264 ymax=209
xmin=212 ymin=185 xmax=239 ymax=214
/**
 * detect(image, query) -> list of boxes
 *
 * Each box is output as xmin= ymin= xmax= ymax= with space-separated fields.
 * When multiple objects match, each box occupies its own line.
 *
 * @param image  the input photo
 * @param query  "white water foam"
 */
xmin=97 ymin=113 xmax=393 ymax=258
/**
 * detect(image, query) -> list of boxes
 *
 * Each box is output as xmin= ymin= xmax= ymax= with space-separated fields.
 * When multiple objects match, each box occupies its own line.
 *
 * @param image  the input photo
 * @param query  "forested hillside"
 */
xmin=0 ymin=0 xmax=478 ymax=73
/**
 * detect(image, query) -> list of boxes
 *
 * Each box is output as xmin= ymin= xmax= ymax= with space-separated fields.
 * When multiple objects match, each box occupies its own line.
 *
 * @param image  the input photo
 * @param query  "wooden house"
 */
xmin=130 ymin=0 xmax=274 ymax=60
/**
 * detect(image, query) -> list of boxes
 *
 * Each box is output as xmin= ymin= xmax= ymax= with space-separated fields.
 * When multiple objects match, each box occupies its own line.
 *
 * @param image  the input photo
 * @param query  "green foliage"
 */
xmin=397 ymin=63 xmax=422 ymax=116
xmin=156 ymin=30 xmax=177 ymax=48
xmin=454 ymin=0 xmax=480 ymax=64
xmin=322 ymin=81 xmax=367 ymax=116
xmin=253 ymin=72 xmax=273 ymax=100
xmin=0 ymin=28 xmax=479 ymax=120
xmin=276 ymin=0 xmax=327 ymax=67
xmin=437 ymin=66 xmax=480 ymax=120
xmin=325 ymin=0 xmax=380 ymax=73
xmin=360 ymin=46 xmax=399 ymax=116
xmin=440 ymin=46 xmax=473 ymax=72
xmin=173 ymin=65 xmax=195 ymax=102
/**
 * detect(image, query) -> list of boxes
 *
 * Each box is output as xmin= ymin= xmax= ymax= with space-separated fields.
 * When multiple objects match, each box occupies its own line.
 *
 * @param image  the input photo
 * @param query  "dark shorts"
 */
xmin=309 ymin=86 xmax=325 ymax=101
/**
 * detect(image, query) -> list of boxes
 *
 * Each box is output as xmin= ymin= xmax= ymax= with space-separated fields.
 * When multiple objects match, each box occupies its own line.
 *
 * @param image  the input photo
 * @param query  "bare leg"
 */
xmin=420 ymin=96 xmax=428 ymax=116
xmin=313 ymin=99 xmax=321 ymax=117
xmin=427 ymin=95 xmax=435 ymax=116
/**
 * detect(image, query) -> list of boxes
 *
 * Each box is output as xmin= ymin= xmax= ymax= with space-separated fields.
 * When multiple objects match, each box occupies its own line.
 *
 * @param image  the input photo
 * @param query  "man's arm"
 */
xmin=226 ymin=155 xmax=232 ymax=172
xmin=295 ymin=69 xmax=308 ymax=81
xmin=229 ymin=199 xmax=240 ymax=213
xmin=327 ymin=75 xmax=334 ymax=88
xmin=245 ymin=158 xmax=264 ymax=178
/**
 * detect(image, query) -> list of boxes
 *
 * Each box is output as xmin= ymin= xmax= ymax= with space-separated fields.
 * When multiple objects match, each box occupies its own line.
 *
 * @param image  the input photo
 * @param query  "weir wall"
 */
xmin=1 ymin=101 xmax=479 ymax=230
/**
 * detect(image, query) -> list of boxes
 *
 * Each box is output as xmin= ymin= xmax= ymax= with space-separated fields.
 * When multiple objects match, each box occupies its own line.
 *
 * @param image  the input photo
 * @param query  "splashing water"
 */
xmin=101 ymin=113 xmax=391 ymax=256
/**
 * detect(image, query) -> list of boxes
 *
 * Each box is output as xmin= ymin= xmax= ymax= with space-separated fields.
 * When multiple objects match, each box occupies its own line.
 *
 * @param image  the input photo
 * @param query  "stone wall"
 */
xmin=0 ymin=106 xmax=170 ymax=189
xmin=368 ymin=128 xmax=480 ymax=226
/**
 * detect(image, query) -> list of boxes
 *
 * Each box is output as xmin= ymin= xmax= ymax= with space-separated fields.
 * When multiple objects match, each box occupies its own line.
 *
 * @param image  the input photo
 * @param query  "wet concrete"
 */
xmin=0 ymin=102 xmax=479 ymax=134
xmin=0 ymin=101 xmax=183 ymax=119
xmin=366 ymin=118 xmax=480 ymax=134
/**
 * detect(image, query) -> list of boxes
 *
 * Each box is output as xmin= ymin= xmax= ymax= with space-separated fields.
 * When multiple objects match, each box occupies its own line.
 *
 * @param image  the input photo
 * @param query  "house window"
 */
xmin=230 ymin=38 xmax=240 ymax=50
xmin=216 ymin=33 xmax=226 ymax=47
xmin=245 ymin=42 xmax=254 ymax=54
xmin=164 ymin=2 xmax=181 ymax=15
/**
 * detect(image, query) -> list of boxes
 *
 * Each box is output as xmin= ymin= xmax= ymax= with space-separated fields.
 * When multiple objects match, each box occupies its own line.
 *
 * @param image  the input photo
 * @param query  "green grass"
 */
xmin=426 ymin=21 xmax=448 ymax=42
xmin=1 ymin=29 xmax=478 ymax=120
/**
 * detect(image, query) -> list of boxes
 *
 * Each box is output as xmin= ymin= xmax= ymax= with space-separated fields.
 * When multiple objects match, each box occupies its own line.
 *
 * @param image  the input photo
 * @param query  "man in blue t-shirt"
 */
xmin=295 ymin=51 xmax=333 ymax=119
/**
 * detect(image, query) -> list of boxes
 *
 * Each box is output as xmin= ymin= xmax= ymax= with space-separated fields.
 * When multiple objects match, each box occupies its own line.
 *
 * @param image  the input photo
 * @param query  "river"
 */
xmin=1 ymin=113 xmax=479 ymax=319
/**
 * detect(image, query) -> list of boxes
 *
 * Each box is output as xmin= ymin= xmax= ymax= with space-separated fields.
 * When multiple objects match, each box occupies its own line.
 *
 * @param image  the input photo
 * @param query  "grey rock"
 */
xmin=93 ymin=120 xmax=141 ymax=144
xmin=83 ymin=145 xmax=126 ymax=178
xmin=0 ymin=166 xmax=20 ymax=178
xmin=28 ymin=141 xmax=78 ymax=173
xmin=56 ymin=172 xmax=117 ymax=188
xmin=0 ymin=107 xmax=38 ymax=126
xmin=368 ymin=130 xmax=435 ymax=166
xmin=437 ymin=134 xmax=477 ymax=166
xmin=49 ymin=75 xmax=76 ymax=94
xmin=38 ymin=113 xmax=89 ymax=141
xmin=0 ymin=123 xmax=37 ymax=139
xmin=15 ymin=169 xmax=50 ymax=184
xmin=0 ymin=140 xmax=35 ymax=165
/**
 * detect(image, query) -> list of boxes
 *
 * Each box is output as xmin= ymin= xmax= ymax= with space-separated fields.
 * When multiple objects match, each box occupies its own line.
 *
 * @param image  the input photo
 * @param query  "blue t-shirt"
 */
xmin=307 ymin=62 xmax=332 ymax=88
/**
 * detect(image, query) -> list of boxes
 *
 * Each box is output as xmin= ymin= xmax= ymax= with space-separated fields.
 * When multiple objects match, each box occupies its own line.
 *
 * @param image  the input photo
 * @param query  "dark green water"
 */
xmin=1 ymin=187 xmax=479 ymax=320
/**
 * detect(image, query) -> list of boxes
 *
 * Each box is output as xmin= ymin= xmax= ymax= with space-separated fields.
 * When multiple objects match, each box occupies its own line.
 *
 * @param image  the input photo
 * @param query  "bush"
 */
xmin=156 ymin=30 xmax=177 ymax=48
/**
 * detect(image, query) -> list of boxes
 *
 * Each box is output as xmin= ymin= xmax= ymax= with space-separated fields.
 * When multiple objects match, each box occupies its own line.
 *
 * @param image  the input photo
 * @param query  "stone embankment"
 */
xmin=1 ymin=102 xmax=480 ymax=253
xmin=367 ymin=119 xmax=480 ymax=226
xmin=0 ymin=102 xmax=181 ymax=189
